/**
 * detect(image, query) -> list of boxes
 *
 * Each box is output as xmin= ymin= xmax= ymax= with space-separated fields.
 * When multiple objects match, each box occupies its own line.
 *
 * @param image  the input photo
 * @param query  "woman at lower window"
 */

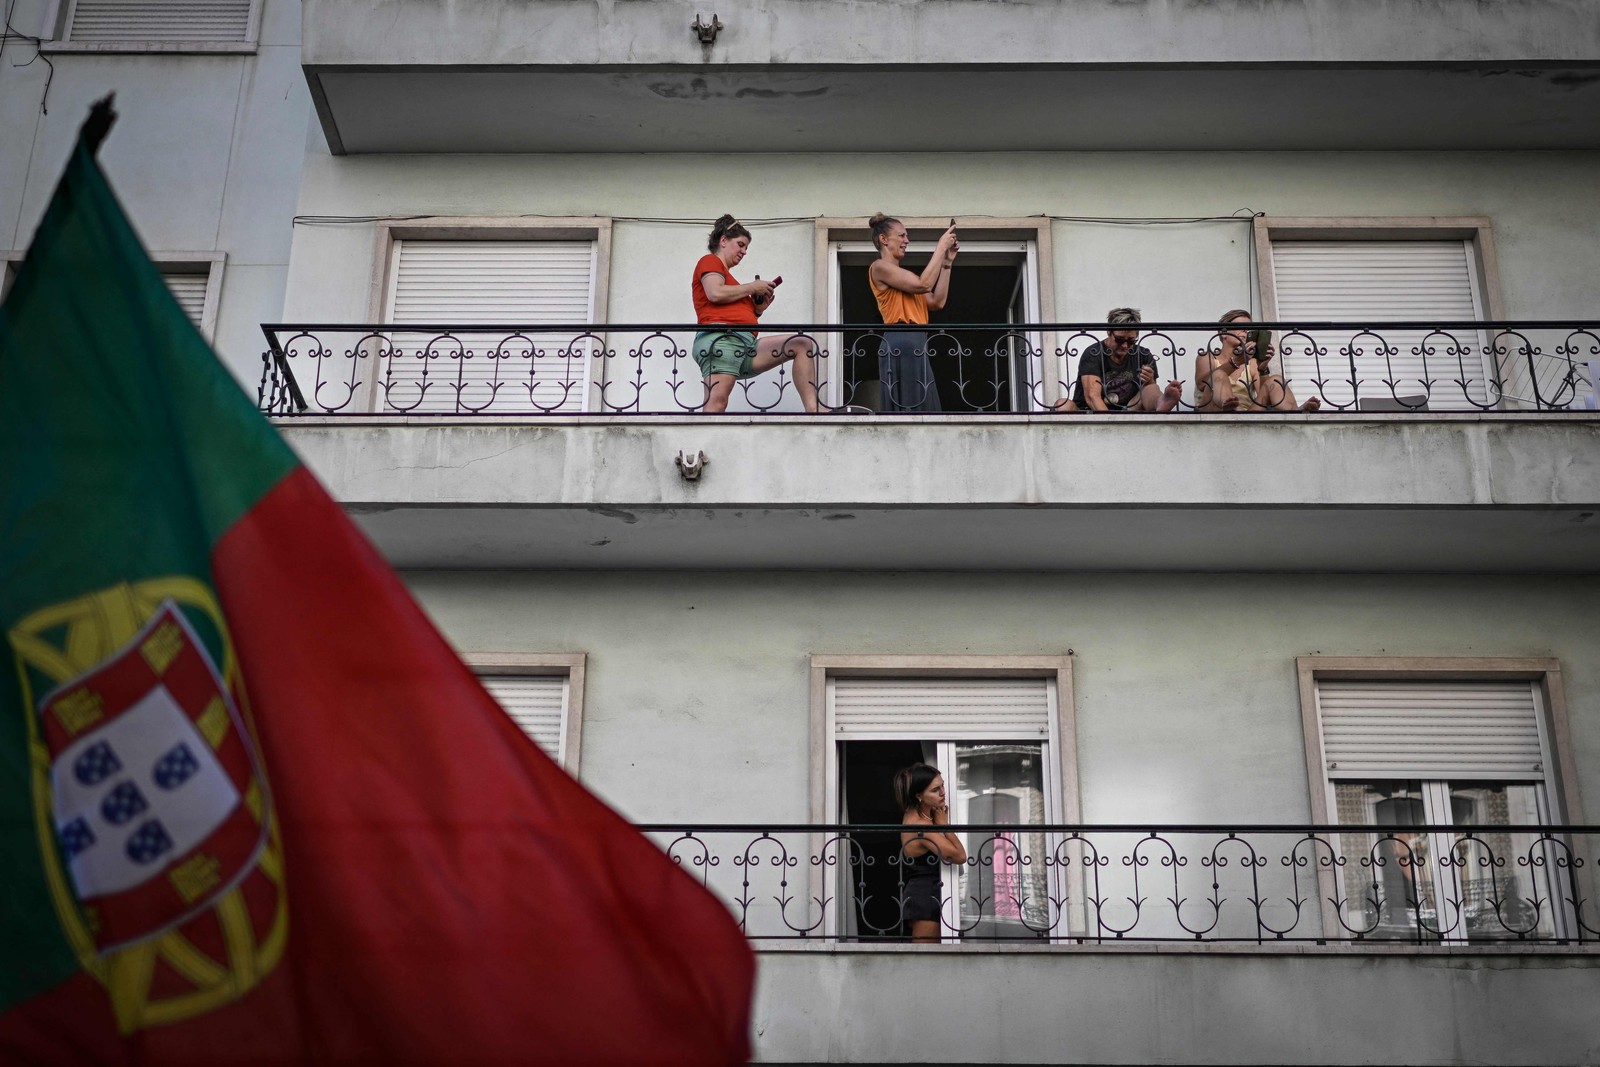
xmin=867 ymin=214 xmax=958 ymax=412
xmin=894 ymin=762 xmax=968 ymax=943
xmin=691 ymin=214 xmax=820 ymax=413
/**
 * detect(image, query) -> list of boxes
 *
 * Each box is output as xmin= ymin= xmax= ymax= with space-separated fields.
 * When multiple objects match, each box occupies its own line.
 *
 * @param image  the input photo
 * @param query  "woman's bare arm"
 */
xmin=700 ymin=273 xmax=773 ymax=305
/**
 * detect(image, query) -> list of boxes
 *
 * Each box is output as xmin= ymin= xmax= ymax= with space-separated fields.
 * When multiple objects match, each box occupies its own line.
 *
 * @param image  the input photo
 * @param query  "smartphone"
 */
xmin=770 ymin=275 xmax=783 ymax=287
xmin=949 ymin=218 xmax=957 ymax=228
xmin=1248 ymin=328 xmax=1272 ymax=356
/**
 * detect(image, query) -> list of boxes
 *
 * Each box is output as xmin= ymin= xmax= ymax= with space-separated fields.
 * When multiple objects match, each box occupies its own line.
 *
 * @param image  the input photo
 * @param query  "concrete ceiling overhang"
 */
xmin=280 ymin=414 xmax=1600 ymax=573
xmin=306 ymin=64 xmax=1600 ymax=154
xmin=348 ymin=502 xmax=1600 ymax=573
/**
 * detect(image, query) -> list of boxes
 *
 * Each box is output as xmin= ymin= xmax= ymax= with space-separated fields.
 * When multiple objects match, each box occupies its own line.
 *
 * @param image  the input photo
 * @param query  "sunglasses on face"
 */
xmin=1108 ymin=335 xmax=1137 ymax=348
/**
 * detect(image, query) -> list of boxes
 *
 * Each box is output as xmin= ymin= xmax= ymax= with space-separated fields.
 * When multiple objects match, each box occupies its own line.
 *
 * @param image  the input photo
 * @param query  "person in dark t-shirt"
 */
xmin=1055 ymin=307 xmax=1183 ymax=412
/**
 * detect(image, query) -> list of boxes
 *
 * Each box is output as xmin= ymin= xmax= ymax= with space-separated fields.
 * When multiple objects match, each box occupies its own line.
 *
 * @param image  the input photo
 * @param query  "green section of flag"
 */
xmin=0 ymin=127 xmax=299 ymax=1011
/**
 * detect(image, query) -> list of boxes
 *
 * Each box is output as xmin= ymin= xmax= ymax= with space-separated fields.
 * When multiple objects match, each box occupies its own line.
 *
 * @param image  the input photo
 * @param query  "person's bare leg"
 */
xmin=910 ymin=919 xmax=940 ymax=944
xmin=703 ymin=374 xmax=735 ymax=413
xmin=754 ymin=335 xmax=820 ymax=412
xmin=1135 ymin=382 xmax=1180 ymax=412
xmin=1261 ymin=372 xmax=1320 ymax=412
xmin=1202 ymin=368 xmax=1242 ymax=411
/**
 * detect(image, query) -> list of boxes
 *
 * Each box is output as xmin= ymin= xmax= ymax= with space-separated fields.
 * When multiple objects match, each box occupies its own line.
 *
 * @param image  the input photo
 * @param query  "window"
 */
xmin=816 ymin=218 xmax=1058 ymax=412
xmin=372 ymin=220 xmax=611 ymax=414
xmin=1299 ymin=659 xmax=1581 ymax=942
xmin=466 ymin=653 xmax=586 ymax=772
xmin=1256 ymin=218 xmax=1504 ymax=411
xmin=52 ymin=0 xmax=261 ymax=50
xmin=812 ymin=656 xmax=1079 ymax=943
xmin=3 ymin=252 xmax=222 ymax=339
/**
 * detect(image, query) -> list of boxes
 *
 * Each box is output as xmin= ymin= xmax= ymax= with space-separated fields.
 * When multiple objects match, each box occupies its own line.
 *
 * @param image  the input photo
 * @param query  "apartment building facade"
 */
xmin=5 ymin=0 xmax=1600 ymax=1062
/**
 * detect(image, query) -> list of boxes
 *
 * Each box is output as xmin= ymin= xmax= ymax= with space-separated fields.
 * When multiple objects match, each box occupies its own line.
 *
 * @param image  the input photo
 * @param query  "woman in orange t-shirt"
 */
xmin=866 ymin=213 xmax=958 ymax=412
xmin=691 ymin=214 xmax=819 ymax=413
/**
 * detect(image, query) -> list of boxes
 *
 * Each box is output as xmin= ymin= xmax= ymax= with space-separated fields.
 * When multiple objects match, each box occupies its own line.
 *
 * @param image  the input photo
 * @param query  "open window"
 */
xmin=813 ymin=657 xmax=1079 ymax=943
xmin=817 ymin=218 xmax=1056 ymax=412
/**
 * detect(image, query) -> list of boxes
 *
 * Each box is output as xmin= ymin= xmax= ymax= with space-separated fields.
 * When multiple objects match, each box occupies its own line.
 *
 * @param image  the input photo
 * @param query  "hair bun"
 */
xmin=868 ymin=212 xmax=887 ymax=226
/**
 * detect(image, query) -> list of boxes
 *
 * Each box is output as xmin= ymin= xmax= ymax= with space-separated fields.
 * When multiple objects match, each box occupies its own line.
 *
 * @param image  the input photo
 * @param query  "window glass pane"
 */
xmin=1334 ymin=780 xmax=1441 ymax=940
xmin=1447 ymin=782 xmax=1558 ymax=941
xmin=951 ymin=743 xmax=1049 ymax=939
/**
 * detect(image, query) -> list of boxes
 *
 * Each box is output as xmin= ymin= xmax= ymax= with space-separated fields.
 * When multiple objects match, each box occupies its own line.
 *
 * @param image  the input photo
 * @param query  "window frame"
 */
xmin=45 ymin=0 xmax=262 ymax=53
xmin=809 ymin=654 xmax=1080 ymax=945
xmin=464 ymin=651 xmax=586 ymax=773
xmin=0 ymin=251 xmax=22 ymax=300
xmin=1296 ymin=656 xmax=1584 ymax=942
xmin=368 ymin=217 xmax=612 ymax=413
xmin=1253 ymin=216 xmax=1505 ymax=325
xmin=152 ymin=252 xmax=226 ymax=341
xmin=1254 ymin=216 xmax=1511 ymax=410
xmin=3 ymin=250 xmax=222 ymax=340
xmin=812 ymin=217 xmax=1059 ymax=407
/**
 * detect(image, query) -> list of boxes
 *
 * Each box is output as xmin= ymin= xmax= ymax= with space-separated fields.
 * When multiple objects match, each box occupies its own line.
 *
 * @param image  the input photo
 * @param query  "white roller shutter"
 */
xmin=1271 ymin=240 xmax=1488 ymax=409
xmin=385 ymin=240 xmax=595 ymax=414
xmin=830 ymin=678 xmax=1053 ymax=740
xmin=67 ymin=0 xmax=253 ymax=42
xmin=162 ymin=271 xmax=209 ymax=328
xmin=482 ymin=675 xmax=568 ymax=763
xmin=1317 ymin=680 xmax=1545 ymax=780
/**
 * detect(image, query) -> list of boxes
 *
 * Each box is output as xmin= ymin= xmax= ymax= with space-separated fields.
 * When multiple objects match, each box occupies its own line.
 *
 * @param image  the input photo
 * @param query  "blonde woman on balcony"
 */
xmin=691 ymin=214 xmax=820 ymax=413
xmin=867 ymin=214 xmax=958 ymax=412
xmin=1195 ymin=308 xmax=1321 ymax=412
xmin=894 ymin=762 xmax=967 ymax=944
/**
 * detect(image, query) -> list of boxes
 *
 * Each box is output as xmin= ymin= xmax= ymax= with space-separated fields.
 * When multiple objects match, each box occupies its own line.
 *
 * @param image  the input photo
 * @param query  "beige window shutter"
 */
xmin=481 ymin=675 xmax=569 ymax=763
xmin=1317 ymin=680 xmax=1545 ymax=780
xmin=830 ymin=678 xmax=1052 ymax=740
xmin=68 ymin=0 xmax=254 ymax=42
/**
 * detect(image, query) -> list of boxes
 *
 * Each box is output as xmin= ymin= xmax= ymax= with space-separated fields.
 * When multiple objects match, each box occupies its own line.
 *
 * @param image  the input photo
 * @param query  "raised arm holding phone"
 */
xmin=866 ymin=214 xmax=959 ymax=412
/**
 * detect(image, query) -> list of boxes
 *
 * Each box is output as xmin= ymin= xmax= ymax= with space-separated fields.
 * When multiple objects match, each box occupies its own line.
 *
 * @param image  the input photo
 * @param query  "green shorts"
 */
xmin=693 ymin=330 xmax=758 ymax=379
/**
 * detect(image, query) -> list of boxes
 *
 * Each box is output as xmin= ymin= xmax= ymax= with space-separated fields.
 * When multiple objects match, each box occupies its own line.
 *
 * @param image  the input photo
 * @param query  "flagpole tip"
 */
xmin=82 ymin=95 xmax=118 ymax=156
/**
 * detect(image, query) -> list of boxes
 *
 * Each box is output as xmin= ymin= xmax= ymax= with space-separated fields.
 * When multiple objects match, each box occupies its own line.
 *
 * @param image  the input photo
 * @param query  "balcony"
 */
xmin=299 ymin=0 xmax=1600 ymax=153
xmin=259 ymin=319 xmax=1598 ymax=417
xmin=692 ymin=821 xmax=1600 ymax=1063
xmin=262 ymin=319 xmax=1600 ymax=573
xmin=642 ymin=821 xmax=1600 ymax=946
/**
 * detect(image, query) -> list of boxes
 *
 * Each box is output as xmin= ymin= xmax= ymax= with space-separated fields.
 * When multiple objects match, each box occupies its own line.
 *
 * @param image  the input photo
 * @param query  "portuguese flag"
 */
xmin=0 ymin=101 xmax=753 ymax=1064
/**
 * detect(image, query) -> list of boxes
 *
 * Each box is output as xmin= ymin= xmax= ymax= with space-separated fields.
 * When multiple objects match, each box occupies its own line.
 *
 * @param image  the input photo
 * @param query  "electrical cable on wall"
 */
xmin=1 ymin=0 xmax=54 ymax=115
xmin=289 ymin=209 xmax=1266 ymax=309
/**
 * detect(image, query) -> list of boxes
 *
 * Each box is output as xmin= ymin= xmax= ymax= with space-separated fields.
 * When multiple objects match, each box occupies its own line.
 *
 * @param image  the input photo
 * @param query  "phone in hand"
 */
xmin=1248 ymin=328 xmax=1272 ymax=357
xmin=770 ymin=275 xmax=783 ymax=287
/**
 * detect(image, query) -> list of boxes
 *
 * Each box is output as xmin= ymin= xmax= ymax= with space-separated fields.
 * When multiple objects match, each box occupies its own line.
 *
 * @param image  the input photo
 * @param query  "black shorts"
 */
xmin=901 ymin=874 xmax=941 ymax=923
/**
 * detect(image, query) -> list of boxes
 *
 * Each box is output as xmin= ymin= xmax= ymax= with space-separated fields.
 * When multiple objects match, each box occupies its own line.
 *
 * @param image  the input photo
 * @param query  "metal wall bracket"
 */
xmin=675 ymin=450 xmax=709 ymax=482
xmin=691 ymin=13 xmax=723 ymax=44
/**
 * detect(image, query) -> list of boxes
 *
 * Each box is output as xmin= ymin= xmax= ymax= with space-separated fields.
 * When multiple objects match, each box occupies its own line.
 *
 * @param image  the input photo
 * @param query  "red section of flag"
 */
xmin=206 ymin=466 xmax=754 ymax=1064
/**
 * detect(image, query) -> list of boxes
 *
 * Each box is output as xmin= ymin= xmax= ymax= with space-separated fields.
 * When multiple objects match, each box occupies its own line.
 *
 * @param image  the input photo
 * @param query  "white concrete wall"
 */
xmin=303 ymin=0 xmax=1600 ymax=67
xmin=404 ymin=569 xmax=1600 ymax=827
xmin=404 ymin=568 xmax=1600 ymax=1062
xmin=0 ymin=0 xmax=312 ymax=388
xmin=282 ymin=149 xmax=1600 ymax=409
xmin=751 ymin=949 xmax=1600 ymax=1065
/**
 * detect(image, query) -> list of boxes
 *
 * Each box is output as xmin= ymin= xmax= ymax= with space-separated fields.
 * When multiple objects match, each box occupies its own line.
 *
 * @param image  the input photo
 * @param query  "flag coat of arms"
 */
xmin=0 ymin=101 xmax=754 ymax=1065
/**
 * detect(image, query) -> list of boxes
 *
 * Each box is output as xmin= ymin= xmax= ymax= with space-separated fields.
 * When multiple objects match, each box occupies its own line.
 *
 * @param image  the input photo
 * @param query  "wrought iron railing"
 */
xmin=258 ymin=320 xmax=1599 ymax=417
xmin=639 ymin=823 xmax=1600 ymax=946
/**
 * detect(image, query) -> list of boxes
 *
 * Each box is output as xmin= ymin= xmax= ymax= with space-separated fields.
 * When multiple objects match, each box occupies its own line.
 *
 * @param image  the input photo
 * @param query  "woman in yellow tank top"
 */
xmin=867 ymin=214 xmax=958 ymax=412
xmin=1194 ymin=308 xmax=1321 ymax=412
